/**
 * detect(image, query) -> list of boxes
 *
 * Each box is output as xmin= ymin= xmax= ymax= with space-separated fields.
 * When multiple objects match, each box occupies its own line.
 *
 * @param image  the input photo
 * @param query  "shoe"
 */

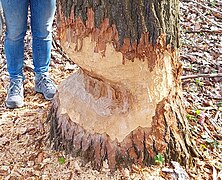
xmin=35 ymin=73 xmax=57 ymax=100
xmin=5 ymin=79 xmax=24 ymax=108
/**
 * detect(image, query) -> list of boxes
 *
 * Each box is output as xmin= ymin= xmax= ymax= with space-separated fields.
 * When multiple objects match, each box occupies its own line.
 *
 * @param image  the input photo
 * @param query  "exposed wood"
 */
xmin=57 ymin=0 xmax=179 ymax=63
xmin=48 ymin=0 xmax=198 ymax=170
xmin=49 ymin=89 xmax=195 ymax=170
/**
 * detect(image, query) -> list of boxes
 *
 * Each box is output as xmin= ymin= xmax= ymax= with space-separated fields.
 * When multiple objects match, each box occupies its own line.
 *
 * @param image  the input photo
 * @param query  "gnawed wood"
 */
xmin=53 ymin=45 xmax=179 ymax=142
xmin=48 ymin=0 xmax=198 ymax=170
xmin=49 ymin=90 xmax=194 ymax=170
xmin=57 ymin=0 xmax=179 ymax=66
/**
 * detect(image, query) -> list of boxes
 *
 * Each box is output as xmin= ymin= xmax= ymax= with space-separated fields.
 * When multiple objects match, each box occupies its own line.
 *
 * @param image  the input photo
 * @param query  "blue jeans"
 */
xmin=1 ymin=0 xmax=56 ymax=79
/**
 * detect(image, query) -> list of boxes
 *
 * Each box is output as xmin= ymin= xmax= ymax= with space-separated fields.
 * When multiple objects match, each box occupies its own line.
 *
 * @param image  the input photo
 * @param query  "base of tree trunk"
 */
xmin=48 ymin=68 xmax=197 ymax=170
xmin=48 ymin=0 xmax=200 ymax=171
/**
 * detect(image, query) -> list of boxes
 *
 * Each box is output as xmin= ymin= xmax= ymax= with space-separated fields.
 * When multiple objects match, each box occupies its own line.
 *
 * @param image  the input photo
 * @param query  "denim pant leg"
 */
xmin=30 ymin=0 xmax=56 ymax=75
xmin=1 ymin=0 xmax=28 ymax=79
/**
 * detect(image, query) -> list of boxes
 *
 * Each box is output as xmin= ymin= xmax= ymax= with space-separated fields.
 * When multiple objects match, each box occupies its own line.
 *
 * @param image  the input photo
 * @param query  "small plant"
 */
xmin=199 ymin=32 xmax=204 ymax=36
xmin=58 ymin=156 xmax=66 ymax=165
xmin=206 ymin=138 xmax=219 ymax=148
xmin=202 ymin=135 xmax=221 ymax=149
xmin=218 ymin=101 xmax=222 ymax=106
xmin=195 ymin=109 xmax=201 ymax=116
xmin=209 ymin=0 xmax=216 ymax=7
xmin=211 ymin=70 xmax=217 ymax=74
xmin=195 ymin=79 xmax=203 ymax=86
xmin=200 ymin=144 xmax=207 ymax=151
xmin=154 ymin=153 xmax=165 ymax=165
xmin=188 ymin=64 xmax=193 ymax=69
xmin=186 ymin=114 xmax=197 ymax=121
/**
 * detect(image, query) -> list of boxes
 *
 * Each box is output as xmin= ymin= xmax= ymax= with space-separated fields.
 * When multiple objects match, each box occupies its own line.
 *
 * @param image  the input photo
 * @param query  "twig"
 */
xmin=181 ymin=73 xmax=222 ymax=80
xmin=192 ymin=6 xmax=222 ymax=29
xmin=203 ymin=124 xmax=213 ymax=137
xmin=189 ymin=0 xmax=222 ymax=16
xmin=206 ymin=95 xmax=222 ymax=101
xmin=214 ymin=111 xmax=220 ymax=122
xmin=185 ymin=29 xmax=222 ymax=34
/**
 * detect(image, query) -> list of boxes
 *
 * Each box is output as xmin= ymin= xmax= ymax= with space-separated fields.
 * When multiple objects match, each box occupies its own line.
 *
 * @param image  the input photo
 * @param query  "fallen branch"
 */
xmin=185 ymin=29 xmax=222 ymax=34
xmin=190 ymin=0 xmax=222 ymax=16
xmin=191 ymin=6 xmax=222 ymax=29
xmin=181 ymin=73 xmax=222 ymax=80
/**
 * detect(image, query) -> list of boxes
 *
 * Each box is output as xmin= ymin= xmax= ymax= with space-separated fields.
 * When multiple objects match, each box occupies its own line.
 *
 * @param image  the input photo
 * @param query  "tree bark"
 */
xmin=48 ymin=0 xmax=198 ymax=170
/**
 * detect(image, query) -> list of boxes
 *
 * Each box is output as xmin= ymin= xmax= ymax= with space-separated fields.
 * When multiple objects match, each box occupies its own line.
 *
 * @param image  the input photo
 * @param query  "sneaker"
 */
xmin=35 ymin=74 xmax=57 ymax=100
xmin=6 ymin=79 xmax=24 ymax=108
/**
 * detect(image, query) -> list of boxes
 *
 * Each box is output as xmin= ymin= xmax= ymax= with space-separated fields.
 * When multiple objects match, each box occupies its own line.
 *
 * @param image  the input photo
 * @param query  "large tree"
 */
xmin=48 ymin=0 xmax=198 ymax=170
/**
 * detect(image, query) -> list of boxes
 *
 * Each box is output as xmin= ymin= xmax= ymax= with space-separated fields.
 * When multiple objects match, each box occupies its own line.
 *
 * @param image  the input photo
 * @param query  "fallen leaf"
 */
xmin=36 ymin=151 xmax=44 ymax=164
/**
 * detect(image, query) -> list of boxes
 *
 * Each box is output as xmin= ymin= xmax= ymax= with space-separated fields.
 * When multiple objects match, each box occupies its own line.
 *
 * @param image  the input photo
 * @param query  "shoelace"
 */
xmin=37 ymin=75 xmax=55 ymax=91
xmin=8 ymin=79 xmax=23 ymax=96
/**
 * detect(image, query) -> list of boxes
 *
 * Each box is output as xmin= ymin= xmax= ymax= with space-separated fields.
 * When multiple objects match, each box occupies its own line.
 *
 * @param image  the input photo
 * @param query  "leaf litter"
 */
xmin=0 ymin=0 xmax=222 ymax=179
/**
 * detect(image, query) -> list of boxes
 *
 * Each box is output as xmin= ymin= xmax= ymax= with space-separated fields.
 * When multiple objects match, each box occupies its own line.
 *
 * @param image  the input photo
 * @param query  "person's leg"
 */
xmin=2 ymin=0 xmax=28 ymax=79
xmin=1 ymin=0 xmax=28 ymax=108
xmin=30 ymin=0 xmax=57 ymax=100
xmin=30 ymin=0 xmax=55 ymax=74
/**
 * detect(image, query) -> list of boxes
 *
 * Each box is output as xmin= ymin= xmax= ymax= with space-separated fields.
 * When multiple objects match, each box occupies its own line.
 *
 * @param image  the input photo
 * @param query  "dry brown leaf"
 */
xmin=36 ymin=151 xmax=44 ymax=164
xmin=213 ymin=13 xmax=222 ymax=19
xmin=0 ymin=169 xmax=8 ymax=176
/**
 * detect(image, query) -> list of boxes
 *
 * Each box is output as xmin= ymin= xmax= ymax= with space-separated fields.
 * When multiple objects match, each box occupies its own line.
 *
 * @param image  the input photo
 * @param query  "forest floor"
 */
xmin=0 ymin=0 xmax=222 ymax=179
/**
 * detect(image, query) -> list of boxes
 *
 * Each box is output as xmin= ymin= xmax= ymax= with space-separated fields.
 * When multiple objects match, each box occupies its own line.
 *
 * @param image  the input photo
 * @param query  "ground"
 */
xmin=0 ymin=0 xmax=222 ymax=179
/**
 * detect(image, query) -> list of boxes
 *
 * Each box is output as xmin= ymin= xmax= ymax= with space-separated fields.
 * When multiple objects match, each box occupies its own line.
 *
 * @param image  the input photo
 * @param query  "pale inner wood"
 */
xmin=58 ymin=36 xmax=174 ymax=142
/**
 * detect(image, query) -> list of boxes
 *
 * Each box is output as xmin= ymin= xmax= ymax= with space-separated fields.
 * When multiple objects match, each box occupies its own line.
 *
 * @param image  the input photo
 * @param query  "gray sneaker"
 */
xmin=6 ymin=79 xmax=24 ymax=108
xmin=35 ymin=74 xmax=57 ymax=100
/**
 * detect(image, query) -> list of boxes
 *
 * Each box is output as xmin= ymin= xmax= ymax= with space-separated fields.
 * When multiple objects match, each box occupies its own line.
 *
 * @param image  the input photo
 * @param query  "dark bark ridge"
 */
xmin=57 ymin=0 xmax=179 ymax=54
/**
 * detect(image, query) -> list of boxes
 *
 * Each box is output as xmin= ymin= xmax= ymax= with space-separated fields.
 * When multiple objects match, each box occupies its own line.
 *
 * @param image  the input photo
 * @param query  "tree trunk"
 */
xmin=48 ymin=0 xmax=198 ymax=170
